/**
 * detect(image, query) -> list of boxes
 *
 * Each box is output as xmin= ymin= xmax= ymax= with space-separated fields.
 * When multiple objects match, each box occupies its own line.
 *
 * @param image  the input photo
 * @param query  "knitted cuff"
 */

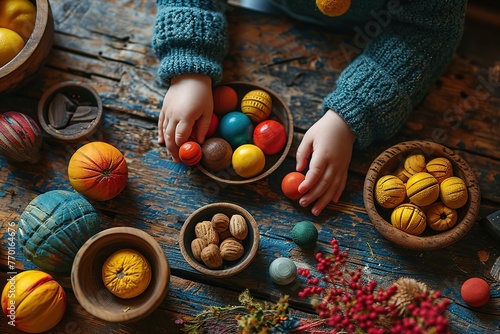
xmin=323 ymin=56 xmax=411 ymax=149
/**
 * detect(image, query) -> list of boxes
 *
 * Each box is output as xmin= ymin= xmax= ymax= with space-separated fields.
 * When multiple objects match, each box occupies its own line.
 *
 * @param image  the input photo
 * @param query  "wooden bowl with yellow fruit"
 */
xmin=71 ymin=227 xmax=170 ymax=322
xmin=0 ymin=0 xmax=54 ymax=94
xmin=363 ymin=140 xmax=480 ymax=250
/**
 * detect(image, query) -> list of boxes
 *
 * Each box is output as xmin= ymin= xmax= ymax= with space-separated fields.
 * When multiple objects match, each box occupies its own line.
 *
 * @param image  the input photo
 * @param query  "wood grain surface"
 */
xmin=1 ymin=1 xmax=499 ymax=333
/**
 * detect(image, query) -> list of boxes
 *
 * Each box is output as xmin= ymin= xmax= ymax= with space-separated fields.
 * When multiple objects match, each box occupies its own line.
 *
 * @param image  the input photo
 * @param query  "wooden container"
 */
xmin=179 ymin=202 xmax=260 ymax=278
xmin=71 ymin=227 xmax=170 ymax=323
xmin=363 ymin=140 xmax=481 ymax=250
xmin=197 ymin=82 xmax=293 ymax=184
xmin=0 ymin=0 xmax=54 ymax=94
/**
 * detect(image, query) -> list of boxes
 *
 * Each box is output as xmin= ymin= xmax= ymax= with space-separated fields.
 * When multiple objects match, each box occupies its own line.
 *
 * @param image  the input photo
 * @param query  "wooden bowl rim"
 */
xmin=197 ymin=81 xmax=294 ymax=185
xmin=363 ymin=140 xmax=481 ymax=251
xmin=37 ymin=81 xmax=103 ymax=141
xmin=71 ymin=227 xmax=170 ymax=322
xmin=179 ymin=202 xmax=260 ymax=278
xmin=0 ymin=0 xmax=51 ymax=77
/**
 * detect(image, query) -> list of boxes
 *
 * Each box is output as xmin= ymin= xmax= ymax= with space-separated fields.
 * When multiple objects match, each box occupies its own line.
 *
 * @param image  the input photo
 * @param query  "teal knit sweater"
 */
xmin=152 ymin=0 xmax=466 ymax=148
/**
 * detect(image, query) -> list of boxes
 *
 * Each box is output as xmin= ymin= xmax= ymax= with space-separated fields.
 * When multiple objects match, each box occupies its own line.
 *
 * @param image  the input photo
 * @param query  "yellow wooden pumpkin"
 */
xmin=375 ymin=175 xmax=406 ymax=208
xmin=426 ymin=202 xmax=458 ymax=231
xmin=102 ymin=249 xmax=152 ymax=299
xmin=391 ymin=203 xmax=427 ymax=236
xmin=406 ymin=172 xmax=440 ymax=207
xmin=440 ymin=176 xmax=468 ymax=209
xmin=426 ymin=157 xmax=453 ymax=183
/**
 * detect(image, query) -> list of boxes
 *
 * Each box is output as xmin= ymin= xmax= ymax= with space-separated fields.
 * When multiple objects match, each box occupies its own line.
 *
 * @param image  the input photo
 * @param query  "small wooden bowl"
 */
xmin=38 ymin=81 xmax=103 ymax=141
xmin=179 ymin=202 xmax=260 ymax=278
xmin=71 ymin=227 xmax=170 ymax=323
xmin=0 ymin=0 xmax=54 ymax=94
xmin=363 ymin=140 xmax=481 ymax=250
xmin=197 ymin=82 xmax=293 ymax=184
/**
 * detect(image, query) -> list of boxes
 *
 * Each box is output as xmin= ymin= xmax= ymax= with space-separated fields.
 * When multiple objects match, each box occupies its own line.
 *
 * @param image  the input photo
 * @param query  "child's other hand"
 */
xmin=158 ymin=74 xmax=213 ymax=162
xmin=295 ymin=110 xmax=356 ymax=216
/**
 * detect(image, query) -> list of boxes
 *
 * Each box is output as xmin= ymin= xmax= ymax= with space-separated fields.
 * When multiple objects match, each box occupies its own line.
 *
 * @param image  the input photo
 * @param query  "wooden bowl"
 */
xmin=38 ymin=81 xmax=103 ymax=141
xmin=0 ymin=0 xmax=54 ymax=94
xmin=363 ymin=140 xmax=481 ymax=250
xmin=71 ymin=227 xmax=170 ymax=322
xmin=197 ymin=82 xmax=293 ymax=184
xmin=179 ymin=202 xmax=260 ymax=278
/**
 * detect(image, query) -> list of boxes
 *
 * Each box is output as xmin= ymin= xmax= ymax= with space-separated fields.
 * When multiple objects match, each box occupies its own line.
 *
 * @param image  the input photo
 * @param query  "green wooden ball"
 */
xmin=291 ymin=221 xmax=318 ymax=248
xmin=17 ymin=190 xmax=101 ymax=272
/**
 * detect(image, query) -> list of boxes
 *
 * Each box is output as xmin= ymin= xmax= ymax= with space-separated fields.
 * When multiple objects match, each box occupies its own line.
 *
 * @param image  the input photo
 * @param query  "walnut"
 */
xmin=229 ymin=214 xmax=248 ymax=240
xmin=191 ymin=237 xmax=208 ymax=261
xmin=200 ymin=244 xmax=223 ymax=269
xmin=211 ymin=213 xmax=230 ymax=232
xmin=195 ymin=221 xmax=212 ymax=238
xmin=220 ymin=237 xmax=244 ymax=261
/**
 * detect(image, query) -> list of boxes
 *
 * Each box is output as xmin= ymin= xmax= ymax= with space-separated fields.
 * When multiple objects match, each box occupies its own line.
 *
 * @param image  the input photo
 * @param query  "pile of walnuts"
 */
xmin=191 ymin=213 xmax=248 ymax=269
xmin=375 ymin=154 xmax=469 ymax=235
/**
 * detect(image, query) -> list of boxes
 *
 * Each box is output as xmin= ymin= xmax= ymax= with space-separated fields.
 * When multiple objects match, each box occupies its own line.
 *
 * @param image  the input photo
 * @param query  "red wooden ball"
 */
xmin=281 ymin=172 xmax=305 ymax=200
xmin=253 ymin=120 xmax=286 ymax=155
xmin=179 ymin=141 xmax=202 ymax=166
xmin=461 ymin=277 xmax=490 ymax=307
xmin=206 ymin=113 xmax=219 ymax=138
xmin=213 ymin=85 xmax=238 ymax=115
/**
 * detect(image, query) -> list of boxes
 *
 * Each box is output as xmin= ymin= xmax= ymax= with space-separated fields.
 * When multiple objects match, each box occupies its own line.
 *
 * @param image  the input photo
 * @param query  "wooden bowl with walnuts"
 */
xmin=179 ymin=202 xmax=260 ymax=278
xmin=363 ymin=141 xmax=481 ymax=250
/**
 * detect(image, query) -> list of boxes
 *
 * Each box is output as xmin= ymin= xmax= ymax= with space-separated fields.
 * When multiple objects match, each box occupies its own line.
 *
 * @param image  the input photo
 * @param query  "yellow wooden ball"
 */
xmin=426 ymin=202 xmax=458 ymax=231
xmin=241 ymin=89 xmax=272 ymax=122
xmin=391 ymin=203 xmax=427 ymax=236
xmin=375 ymin=175 xmax=406 ymax=209
xmin=440 ymin=176 xmax=468 ymax=209
xmin=232 ymin=144 xmax=266 ymax=178
xmin=406 ymin=172 xmax=440 ymax=207
xmin=426 ymin=157 xmax=454 ymax=184
xmin=404 ymin=154 xmax=427 ymax=177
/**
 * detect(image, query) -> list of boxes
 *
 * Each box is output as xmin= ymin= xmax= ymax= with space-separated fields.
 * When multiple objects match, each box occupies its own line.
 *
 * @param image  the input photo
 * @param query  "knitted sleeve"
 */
xmin=323 ymin=0 xmax=467 ymax=148
xmin=152 ymin=0 xmax=229 ymax=86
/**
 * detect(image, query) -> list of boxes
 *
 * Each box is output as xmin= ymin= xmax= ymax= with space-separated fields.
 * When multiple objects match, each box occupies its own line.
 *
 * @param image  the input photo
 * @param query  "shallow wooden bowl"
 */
xmin=71 ymin=227 xmax=170 ymax=323
xmin=179 ymin=202 xmax=260 ymax=278
xmin=363 ymin=140 xmax=481 ymax=250
xmin=197 ymin=82 xmax=293 ymax=184
xmin=38 ymin=81 xmax=103 ymax=141
xmin=0 ymin=0 xmax=54 ymax=94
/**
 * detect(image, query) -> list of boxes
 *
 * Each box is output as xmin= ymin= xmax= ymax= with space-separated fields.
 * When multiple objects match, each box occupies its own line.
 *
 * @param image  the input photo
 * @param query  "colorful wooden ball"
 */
xmin=281 ymin=171 xmax=305 ymax=200
xmin=241 ymin=89 xmax=272 ymax=122
xmin=213 ymin=85 xmax=238 ymax=115
xmin=232 ymin=144 xmax=266 ymax=178
xmin=253 ymin=119 xmax=287 ymax=155
xmin=206 ymin=113 xmax=219 ymax=138
xmin=292 ymin=221 xmax=318 ymax=248
xmin=0 ymin=111 xmax=43 ymax=164
xmin=269 ymin=257 xmax=297 ymax=285
xmin=179 ymin=141 xmax=202 ymax=166
xmin=218 ymin=111 xmax=253 ymax=147
xmin=201 ymin=137 xmax=233 ymax=172
xmin=461 ymin=277 xmax=490 ymax=307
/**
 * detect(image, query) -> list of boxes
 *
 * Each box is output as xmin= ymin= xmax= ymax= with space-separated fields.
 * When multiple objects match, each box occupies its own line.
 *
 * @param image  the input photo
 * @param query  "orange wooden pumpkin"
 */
xmin=68 ymin=141 xmax=128 ymax=201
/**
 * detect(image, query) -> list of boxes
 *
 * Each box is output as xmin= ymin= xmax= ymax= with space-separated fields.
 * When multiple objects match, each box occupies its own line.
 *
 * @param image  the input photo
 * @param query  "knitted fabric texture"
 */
xmin=152 ymin=0 xmax=466 ymax=148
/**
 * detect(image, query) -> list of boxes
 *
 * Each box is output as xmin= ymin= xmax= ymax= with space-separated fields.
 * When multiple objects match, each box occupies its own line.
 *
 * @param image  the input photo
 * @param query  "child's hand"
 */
xmin=158 ymin=74 xmax=213 ymax=162
xmin=295 ymin=110 xmax=356 ymax=216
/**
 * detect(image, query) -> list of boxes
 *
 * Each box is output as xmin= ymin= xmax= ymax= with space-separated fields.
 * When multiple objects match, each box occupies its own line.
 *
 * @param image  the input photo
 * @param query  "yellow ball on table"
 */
xmin=232 ymin=144 xmax=265 ymax=178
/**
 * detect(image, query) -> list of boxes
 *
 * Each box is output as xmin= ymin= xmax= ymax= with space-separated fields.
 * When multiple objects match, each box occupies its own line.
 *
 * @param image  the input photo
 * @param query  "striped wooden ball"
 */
xmin=0 ymin=111 xmax=43 ymax=163
xmin=179 ymin=141 xmax=202 ymax=166
xmin=241 ymin=89 xmax=272 ymax=122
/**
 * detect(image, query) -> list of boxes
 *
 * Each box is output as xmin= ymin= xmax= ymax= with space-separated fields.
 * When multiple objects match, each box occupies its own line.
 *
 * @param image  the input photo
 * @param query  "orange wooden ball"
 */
xmin=213 ymin=85 xmax=238 ymax=115
xmin=281 ymin=172 xmax=305 ymax=200
xmin=68 ymin=142 xmax=128 ymax=201
xmin=179 ymin=141 xmax=202 ymax=166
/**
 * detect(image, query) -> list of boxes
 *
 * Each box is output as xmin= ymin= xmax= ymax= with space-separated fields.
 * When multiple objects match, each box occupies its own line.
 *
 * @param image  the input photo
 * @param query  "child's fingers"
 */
xmin=295 ymin=136 xmax=313 ymax=172
xmin=157 ymin=112 xmax=165 ymax=144
xmin=194 ymin=113 xmax=212 ymax=144
xmin=174 ymin=120 xmax=194 ymax=146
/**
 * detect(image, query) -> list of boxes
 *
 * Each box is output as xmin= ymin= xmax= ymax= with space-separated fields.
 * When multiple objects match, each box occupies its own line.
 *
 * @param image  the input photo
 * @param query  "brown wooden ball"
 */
xmin=201 ymin=138 xmax=233 ymax=172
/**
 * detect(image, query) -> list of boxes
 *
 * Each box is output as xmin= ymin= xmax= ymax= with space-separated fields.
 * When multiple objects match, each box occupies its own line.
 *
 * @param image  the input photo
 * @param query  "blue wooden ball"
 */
xmin=292 ymin=221 xmax=318 ymax=248
xmin=269 ymin=257 xmax=297 ymax=285
xmin=17 ymin=190 xmax=101 ymax=272
xmin=218 ymin=111 xmax=253 ymax=147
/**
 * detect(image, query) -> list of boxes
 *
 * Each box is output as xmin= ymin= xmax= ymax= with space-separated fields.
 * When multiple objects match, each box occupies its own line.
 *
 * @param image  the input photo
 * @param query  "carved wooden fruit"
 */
xmin=1 ymin=270 xmax=66 ymax=333
xmin=391 ymin=203 xmax=427 ymax=236
xmin=68 ymin=141 xmax=128 ymax=201
xmin=102 ymin=249 xmax=152 ymax=299
xmin=241 ymin=89 xmax=272 ymax=122
xmin=404 ymin=154 xmax=426 ymax=177
xmin=440 ymin=176 xmax=468 ymax=209
xmin=0 ymin=111 xmax=43 ymax=163
xmin=406 ymin=172 xmax=440 ymax=207
xmin=375 ymin=175 xmax=406 ymax=209
xmin=426 ymin=202 xmax=458 ymax=231
xmin=426 ymin=157 xmax=454 ymax=183
xmin=17 ymin=190 xmax=101 ymax=272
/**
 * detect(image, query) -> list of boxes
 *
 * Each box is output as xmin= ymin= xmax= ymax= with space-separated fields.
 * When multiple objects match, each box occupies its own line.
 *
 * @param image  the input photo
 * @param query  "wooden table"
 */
xmin=1 ymin=1 xmax=499 ymax=333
